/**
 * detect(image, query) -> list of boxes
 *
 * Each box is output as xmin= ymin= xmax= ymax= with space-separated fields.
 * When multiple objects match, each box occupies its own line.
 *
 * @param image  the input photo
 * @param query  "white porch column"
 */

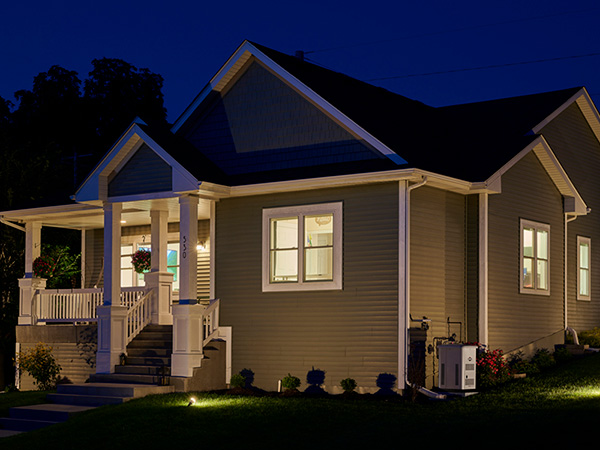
xmin=144 ymin=208 xmax=173 ymax=325
xmin=172 ymin=194 xmax=203 ymax=378
xmin=97 ymin=202 xmax=127 ymax=373
xmin=18 ymin=222 xmax=44 ymax=325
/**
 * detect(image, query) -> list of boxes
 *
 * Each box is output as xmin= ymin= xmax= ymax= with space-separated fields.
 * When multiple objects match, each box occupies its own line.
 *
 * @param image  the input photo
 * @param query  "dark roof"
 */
xmin=251 ymin=42 xmax=582 ymax=182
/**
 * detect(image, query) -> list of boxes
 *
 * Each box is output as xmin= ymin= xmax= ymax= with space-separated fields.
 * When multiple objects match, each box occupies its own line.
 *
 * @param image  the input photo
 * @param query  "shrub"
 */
xmin=17 ymin=343 xmax=61 ymax=390
xmin=32 ymin=245 xmax=81 ymax=288
xmin=229 ymin=373 xmax=245 ymax=389
xmin=239 ymin=368 xmax=255 ymax=388
xmin=531 ymin=348 xmax=555 ymax=371
xmin=340 ymin=378 xmax=357 ymax=393
xmin=579 ymin=327 xmax=600 ymax=347
xmin=553 ymin=346 xmax=573 ymax=364
xmin=281 ymin=373 xmax=301 ymax=391
xmin=476 ymin=347 xmax=511 ymax=388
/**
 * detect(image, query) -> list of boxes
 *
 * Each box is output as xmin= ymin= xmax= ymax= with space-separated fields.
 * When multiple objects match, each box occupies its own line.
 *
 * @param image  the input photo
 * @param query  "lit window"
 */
xmin=520 ymin=219 xmax=550 ymax=295
xmin=578 ymin=236 xmax=591 ymax=301
xmin=263 ymin=203 xmax=342 ymax=291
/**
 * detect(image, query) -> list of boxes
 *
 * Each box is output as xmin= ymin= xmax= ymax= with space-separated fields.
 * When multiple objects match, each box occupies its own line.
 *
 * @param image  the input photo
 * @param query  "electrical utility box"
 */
xmin=438 ymin=344 xmax=477 ymax=390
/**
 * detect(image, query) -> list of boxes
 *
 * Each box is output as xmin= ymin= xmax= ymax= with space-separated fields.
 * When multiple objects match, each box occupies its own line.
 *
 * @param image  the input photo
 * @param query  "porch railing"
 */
xmin=126 ymin=289 xmax=152 ymax=344
xmin=202 ymin=298 xmax=220 ymax=347
xmin=32 ymin=287 xmax=146 ymax=323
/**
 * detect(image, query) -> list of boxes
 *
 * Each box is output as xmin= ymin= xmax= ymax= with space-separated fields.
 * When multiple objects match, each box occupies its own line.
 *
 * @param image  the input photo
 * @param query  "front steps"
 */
xmin=89 ymin=324 xmax=173 ymax=385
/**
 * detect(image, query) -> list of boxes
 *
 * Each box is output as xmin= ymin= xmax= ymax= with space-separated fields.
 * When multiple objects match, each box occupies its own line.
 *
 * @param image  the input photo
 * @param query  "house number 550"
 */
xmin=182 ymin=235 xmax=187 ymax=259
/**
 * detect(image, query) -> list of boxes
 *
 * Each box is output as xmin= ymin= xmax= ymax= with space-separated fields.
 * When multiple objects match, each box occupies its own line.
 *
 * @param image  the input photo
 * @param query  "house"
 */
xmin=4 ymin=40 xmax=600 ymax=393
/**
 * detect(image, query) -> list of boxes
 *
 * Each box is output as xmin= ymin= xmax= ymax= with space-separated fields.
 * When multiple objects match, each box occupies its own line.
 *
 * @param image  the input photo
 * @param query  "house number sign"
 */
xmin=182 ymin=235 xmax=187 ymax=259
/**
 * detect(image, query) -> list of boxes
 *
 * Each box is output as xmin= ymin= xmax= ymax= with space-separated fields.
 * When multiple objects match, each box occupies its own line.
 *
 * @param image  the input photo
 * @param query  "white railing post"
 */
xmin=18 ymin=278 xmax=46 ymax=325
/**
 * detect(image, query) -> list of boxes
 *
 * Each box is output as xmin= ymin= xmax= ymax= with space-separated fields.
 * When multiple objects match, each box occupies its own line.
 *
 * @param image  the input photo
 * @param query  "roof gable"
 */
xmin=74 ymin=120 xmax=199 ymax=203
xmin=171 ymin=40 xmax=411 ymax=166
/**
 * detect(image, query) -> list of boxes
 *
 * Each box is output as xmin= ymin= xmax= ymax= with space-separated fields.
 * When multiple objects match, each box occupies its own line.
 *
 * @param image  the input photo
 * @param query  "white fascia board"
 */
xmin=75 ymin=124 xmax=199 ymax=203
xmin=249 ymin=44 xmax=407 ymax=165
xmin=228 ymin=168 xmax=486 ymax=198
xmin=171 ymin=41 xmax=252 ymax=133
xmin=532 ymin=88 xmax=600 ymax=144
xmin=171 ymin=41 xmax=406 ymax=165
xmin=485 ymin=136 xmax=587 ymax=215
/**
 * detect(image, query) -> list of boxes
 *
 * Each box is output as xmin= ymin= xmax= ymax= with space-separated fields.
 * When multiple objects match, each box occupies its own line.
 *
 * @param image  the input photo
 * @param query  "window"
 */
xmin=120 ymin=241 xmax=180 ymax=291
xmin=262 ymin=202 xmax=342 ymax=291
xmin=520 ymin=219 xmax=550 ymax=295
xmin=578 ymin=236 xmax=591 ymax=301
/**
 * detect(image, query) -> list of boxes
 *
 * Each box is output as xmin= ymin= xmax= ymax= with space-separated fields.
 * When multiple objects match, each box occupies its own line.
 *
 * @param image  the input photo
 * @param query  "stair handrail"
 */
xmin=202 ymin=298 xmax=220 ymax=347
xmin=126 ymin=289 xmax=153 ymax=345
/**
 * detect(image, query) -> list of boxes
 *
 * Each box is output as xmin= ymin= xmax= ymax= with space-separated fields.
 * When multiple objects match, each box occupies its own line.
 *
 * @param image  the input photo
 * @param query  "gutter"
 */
xmin=402 ymin=176 xmax=428 ymax=391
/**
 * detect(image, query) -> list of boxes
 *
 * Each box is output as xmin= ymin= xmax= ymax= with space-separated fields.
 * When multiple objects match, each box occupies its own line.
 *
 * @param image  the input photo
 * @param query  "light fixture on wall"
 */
xmin=314 ymin=216 xmax=331 ymax=226
xmin=197 ymin=241 xmax=206 ymax=251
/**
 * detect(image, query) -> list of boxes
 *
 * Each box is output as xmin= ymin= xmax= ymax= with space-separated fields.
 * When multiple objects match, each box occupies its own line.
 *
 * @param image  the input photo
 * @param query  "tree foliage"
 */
xmin=0 ymin=58 xmax=167 ymax=387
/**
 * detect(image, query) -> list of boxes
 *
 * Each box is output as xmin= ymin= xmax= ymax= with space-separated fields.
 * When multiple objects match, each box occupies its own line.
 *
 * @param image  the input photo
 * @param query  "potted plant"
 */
xmin=131 ymin=249 xmax=151 ymax=273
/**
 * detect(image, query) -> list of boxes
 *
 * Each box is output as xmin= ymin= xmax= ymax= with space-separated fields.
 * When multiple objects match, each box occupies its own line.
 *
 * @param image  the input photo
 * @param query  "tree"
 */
xmin=84 ymin=58 xmax=167 ymax=151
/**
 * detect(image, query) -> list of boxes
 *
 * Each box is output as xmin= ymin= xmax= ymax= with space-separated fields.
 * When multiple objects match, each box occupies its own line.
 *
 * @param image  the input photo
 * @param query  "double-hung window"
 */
xmin=262 ymin=202 xmax=342 ymax=292
xmin=578 ymin=236 xmax=591 ymax=301
xmin=520 ymin=219 xmax=550 ymax=295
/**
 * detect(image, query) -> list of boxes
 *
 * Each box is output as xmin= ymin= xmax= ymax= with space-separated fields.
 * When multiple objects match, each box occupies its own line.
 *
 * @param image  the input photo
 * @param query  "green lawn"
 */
xmin=3 ymin=353 xmax=600 ymax=448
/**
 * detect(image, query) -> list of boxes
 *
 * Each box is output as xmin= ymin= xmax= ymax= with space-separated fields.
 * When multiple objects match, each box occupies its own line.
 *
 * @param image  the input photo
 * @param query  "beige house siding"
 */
xmin=215 ymin=182 xmax=399 ymax=393
xmin=409 ymin=186 xmax=467 ymax=387
xmin=488 ymin=152 xmax=564 ymax=352
xmin=539 ymin=102 xmax=600 ymax=333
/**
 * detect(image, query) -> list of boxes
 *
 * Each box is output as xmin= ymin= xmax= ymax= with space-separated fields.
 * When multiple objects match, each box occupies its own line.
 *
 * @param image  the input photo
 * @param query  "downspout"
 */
xmin=401 ymin=176 xmax=428 ymax=390
xmin=564 ymin=213 xmax=578 ymax=330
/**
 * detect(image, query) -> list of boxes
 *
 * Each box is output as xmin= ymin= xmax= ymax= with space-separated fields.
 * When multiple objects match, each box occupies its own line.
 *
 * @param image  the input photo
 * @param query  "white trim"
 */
xmin=478 ymin=193 xmax=489 ymax=346
xmin=398 ymin=181 xmax=408 ymax=390
xmin=171 ymin=41 xmax=406 ymax=165
xmin=262 ymin=202 xmax=342 ymax=292
xmin=577 ymin=235 xmax=591 ymax=301
xmin=520 ymin=219 xmax=551 ymax=296
xmin=532 ymin=88 xmax=600 ymax=144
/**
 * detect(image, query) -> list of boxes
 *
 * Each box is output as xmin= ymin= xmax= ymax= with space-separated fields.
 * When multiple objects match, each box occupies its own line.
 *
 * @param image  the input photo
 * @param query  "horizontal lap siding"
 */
xmin=540 ymin=103 xmax=600 ymax=332
xmin=410 ymin=187 xmax=466 ymax=387
xmin=216 ymin=183 xmax=399 ymax=392
xmin=488 ymin=152 xmax=564 ymax=352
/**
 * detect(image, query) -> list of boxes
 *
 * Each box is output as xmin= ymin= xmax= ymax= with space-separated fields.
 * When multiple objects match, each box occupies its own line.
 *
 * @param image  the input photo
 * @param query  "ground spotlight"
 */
xmin=187 ymin=397 xmax=196 ymax=407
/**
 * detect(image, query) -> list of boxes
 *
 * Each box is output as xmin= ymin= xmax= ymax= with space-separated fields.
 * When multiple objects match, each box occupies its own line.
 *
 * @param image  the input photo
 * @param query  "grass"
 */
xmin=3 ymin=353 xmax=600 ymax=448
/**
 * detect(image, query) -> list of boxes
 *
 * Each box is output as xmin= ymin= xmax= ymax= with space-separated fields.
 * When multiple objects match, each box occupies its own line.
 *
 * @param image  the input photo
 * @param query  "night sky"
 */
xmin=2 ymin=0 xmax=599 ymax=123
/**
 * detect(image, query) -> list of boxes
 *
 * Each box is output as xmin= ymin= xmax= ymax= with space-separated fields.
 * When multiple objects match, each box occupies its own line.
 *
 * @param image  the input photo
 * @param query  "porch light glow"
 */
xmin=197 ymin=242 xmax=206 ymax=251
xmin=120 ymin=220 xmax=127 ymax=224
xmin=187 ymin=397 xmax=196 ymax=406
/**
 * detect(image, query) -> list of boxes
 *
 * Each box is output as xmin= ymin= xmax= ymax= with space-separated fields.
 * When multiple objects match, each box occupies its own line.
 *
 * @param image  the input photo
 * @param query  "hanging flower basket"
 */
xmin=131 ymin=249 xmax=151 ymax=273
xmin=33 ymin=254 xmax=55 ymax=279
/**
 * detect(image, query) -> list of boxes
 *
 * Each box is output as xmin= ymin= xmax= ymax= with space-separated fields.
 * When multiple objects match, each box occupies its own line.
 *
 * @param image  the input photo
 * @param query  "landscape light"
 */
xmin=187 ymin=397 xmax=196 ymax=407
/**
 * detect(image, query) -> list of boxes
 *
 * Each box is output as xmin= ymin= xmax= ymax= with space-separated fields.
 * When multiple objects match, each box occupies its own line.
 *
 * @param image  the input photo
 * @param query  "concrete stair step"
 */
xmin=0 ymin=417 xmax=59 ymax=432
xmin=57 ymin=382 xmax=173 ymax=397
xmin=9 ymin=404 xmax=95 ymax=422
xmin=132 ymin=331 xmax=173 ymax=341
xmin=89 ymin=373 xmax=165 ymax=385
xmin=126 ymin=347 xmax=171 ymax=358
xmin=125 ymin=356 xmax=171 ymax=366
xmin=127 ymin=339 xmax=171 ymax=349
xmin=46 ymin=393 xmax=129 ymax=407
xmin=115 ymin=364 xmax=170 ymax=376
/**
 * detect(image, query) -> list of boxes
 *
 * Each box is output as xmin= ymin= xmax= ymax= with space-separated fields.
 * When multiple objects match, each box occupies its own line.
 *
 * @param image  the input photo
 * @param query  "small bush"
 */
xmin=340 ymin=378 xmax=357 ymax=393
xmin=240 ymin=368 xmax=255 ymax=388
xmin=579 ymin=327 xmax=600 ymax=347
xmin=531 ymin=348 xmax=555 ymax=371
xmin=17 ymin=343 xmax=61 ymax=390
xmin=229 ymin=373 xmax=245 ymax=389
xmin=476 ymin=347 xmax=511 ymax=388
xmin=282 ymin=373 xmax=301 ymax=391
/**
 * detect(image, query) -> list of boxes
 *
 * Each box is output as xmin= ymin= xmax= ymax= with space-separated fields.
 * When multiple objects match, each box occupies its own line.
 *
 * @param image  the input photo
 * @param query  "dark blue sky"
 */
xmin=2 ymin=0 xmax=599 ymax=123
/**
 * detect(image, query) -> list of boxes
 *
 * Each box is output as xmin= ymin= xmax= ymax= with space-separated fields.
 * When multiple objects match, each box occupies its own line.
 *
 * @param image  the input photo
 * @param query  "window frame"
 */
xmin=262 ymin=202 xmax=343 ymax=292
xmin=519 ymin=219 xmax=550 ymax=296
xmin=577 ymin=235 xmax=591 ymax=301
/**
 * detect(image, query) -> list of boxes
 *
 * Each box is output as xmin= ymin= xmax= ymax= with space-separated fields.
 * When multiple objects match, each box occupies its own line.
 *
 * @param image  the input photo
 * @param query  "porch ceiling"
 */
xmin=0 ymin=197 xmax=212 ymax=230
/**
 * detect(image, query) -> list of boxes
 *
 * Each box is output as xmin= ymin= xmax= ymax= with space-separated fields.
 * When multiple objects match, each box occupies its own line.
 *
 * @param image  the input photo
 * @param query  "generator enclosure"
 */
xmin=438 ymin=344 xmax=477 ymax=390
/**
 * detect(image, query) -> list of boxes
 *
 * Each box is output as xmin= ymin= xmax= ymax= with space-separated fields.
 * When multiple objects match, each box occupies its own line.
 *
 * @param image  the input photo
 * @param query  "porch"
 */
xmin=5 ymin=190 xmax=230 ymax=389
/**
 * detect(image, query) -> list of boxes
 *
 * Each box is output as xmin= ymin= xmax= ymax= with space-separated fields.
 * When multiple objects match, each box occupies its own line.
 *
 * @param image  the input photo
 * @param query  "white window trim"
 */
xmin=577 ymin=235 xmax=591 ymax=301
xmin=262 ymin=202 xmax=342 ymax=292
xmin=519 ymin=219 xmax=550 ymax=296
